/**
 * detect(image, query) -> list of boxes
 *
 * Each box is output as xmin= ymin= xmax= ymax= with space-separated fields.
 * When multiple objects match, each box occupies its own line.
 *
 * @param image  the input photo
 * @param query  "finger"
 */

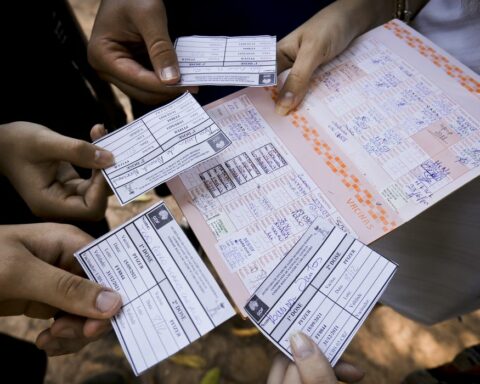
xmin=290 ymin=332 xmax=337 ymax=384
xmin=79 ymin=170 xmax=110 ymax=220
xmin=50 ymin=314 xmax=112 ymax=341
xmin=334 ymin=360 xmax=365 ymax=383
xmin=36 ymin=328 xmax=89 ymax=356
xmin=99 ymin=71 xmax=196 ymax=104
xmin=137 ymin=3 xmax=180 ymax=84
xmin=74 ymin=178 xmax=93 ymax=196
xmin=0 ymin=299 xmax=55 ymax=318
xmin=20 ymin=257 xmax=122 ymax=320
xmin=23 ymin=301 xmax=58 ymax=319
xmin=276 ymin=46 xmax=295 ymax=75
xmin=267 ymin=354 xmax=290 ymax=384
xmin=50 ymin=314 xmax=87 ymax=339
xmin=275 ymin=41 xmax=322 ymax=116
xmin=92 ymin=169 xmax=114 ymax=197
xmin=281 ymin=364 xmax=302 ymax=384
xmin=36 ymin=181 xmax=108 ymax=221
xmin=90 ymin=124 xmax=107 ymax=142
xmin=83 ymin=318 xmax=112 ymax=339
xmin=35 ymin=129 xmax=114 ymax=168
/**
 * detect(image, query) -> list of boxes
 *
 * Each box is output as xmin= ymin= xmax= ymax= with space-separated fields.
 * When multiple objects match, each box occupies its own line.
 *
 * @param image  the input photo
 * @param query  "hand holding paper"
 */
xmin=276 ymin=0 xmax=398 ymax=115
xmin=96 ymin=93 xmax=231 ymax=205
xmin=74 ymin=202 xmax=234 ymax=375
xmin=88 ymin=0 xmax=198 ymax=104
xmin=0 ymin=223 xmax=121 ymax=356
xmin=268 ymin=333 xmax=364 ymax=384
xmin=0 ymin=122 xmax=113 ymax=220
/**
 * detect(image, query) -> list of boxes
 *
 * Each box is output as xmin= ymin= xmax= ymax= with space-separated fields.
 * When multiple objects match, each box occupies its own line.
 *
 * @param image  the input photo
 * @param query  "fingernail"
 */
xmin=275 ymin=91 xmax=295 ymax=115
xmin=56 ymin=327 xmax=76 ymax=338
xmin=95 ymin=150 xmax=114 ymax=167
xmin=290 ymin=332 xmax=314 ymax=359
xmin=96 ymin=290 xmax=121 ymax=313
xmin=160 ymin=66 xmax=179 ymax=81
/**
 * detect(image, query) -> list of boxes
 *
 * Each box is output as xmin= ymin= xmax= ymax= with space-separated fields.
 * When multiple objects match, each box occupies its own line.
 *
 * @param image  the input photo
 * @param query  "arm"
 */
xmin=0 ymin=223 xmax=122 ymax=355
xmin=87 ymin=0 xmax=198 ymax=105
xmin=0 ymin=122 xmax=114 ymax=221
xmin=275 ymin=0 xmax=429 ymax=115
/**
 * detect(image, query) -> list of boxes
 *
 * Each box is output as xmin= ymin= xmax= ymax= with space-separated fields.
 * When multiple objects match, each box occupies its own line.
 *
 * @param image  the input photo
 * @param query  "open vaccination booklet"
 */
xmin=168 ymin=18 xmax=480 ymax=314
xmin=77 ymin=20 xmax=480 ymax=374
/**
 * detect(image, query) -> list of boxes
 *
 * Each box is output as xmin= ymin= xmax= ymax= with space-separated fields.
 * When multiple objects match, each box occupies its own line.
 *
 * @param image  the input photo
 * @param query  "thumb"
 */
xmin=25 ymin=258 xmax=122 ymax=320
xmin=290 ymin=332 xmax=337 ymax=384
xmin=40 ymin=130 xmax=114 ymax=169
xmin=138 ymin=3 xmax=180 ymax=84
xmin=275 ymin=41 xmax=323 ymax=116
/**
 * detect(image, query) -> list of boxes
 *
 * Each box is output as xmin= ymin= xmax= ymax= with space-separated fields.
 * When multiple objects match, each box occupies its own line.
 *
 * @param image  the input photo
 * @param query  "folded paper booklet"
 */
xmin=168 ymin=19 xmax=480 ymax=320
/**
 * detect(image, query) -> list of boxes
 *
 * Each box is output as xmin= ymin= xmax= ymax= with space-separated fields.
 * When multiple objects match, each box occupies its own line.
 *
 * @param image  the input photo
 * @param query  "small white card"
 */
xmin=245 ymin=218 xmax=397 ymax=365
xmin=75 ymin=202 xmax=235 ymax=375
xmin=95 ymin=92 xmax=231 ymax=205
xmin=174 ymin=35 xmax=277 ymax=86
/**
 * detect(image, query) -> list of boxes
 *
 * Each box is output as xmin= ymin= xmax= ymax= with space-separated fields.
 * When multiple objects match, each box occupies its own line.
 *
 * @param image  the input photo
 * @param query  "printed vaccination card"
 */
xmin=95 ymin=92 xmax=231 ymax=205
xmin=245 ymin=217 xmax=397 ymax=365
xmin=174 ymin=35 xmax=277 ymax=86
xmin=168 ymin=20 xmax=480 ymax=316
xmin=74 ymin=202 xmax=235 ymax=375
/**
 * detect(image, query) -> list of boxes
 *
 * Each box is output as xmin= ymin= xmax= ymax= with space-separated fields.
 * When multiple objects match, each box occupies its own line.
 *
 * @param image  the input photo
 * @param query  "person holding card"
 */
xmin=0 ymin=122 xmax=114 ymax=222
xmin=0 ymin=222 xmax=122 ymax=382
xmin=0 ymin=122 xmax=123 ymax=382
xmin=0 ymin=0 xmax=126 ymax=237
xmin=87 ymin=0 xmax=429 ymax=114
xmin=268 ymin=332 xmax=364 ymax=384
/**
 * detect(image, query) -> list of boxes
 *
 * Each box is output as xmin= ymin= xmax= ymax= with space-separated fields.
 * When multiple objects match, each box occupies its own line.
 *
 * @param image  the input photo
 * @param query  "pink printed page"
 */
xmin=169 ymin=20 xmax=480 ymax=316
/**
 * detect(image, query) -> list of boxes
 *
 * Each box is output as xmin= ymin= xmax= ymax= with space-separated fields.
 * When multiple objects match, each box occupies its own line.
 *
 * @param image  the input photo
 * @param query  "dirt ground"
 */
xmin=1 ymin=1 xmax=479 ymax=383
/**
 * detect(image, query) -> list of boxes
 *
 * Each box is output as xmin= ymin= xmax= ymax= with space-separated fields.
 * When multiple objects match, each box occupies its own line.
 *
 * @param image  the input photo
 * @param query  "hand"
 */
xmin=88 ymin=0 xmax=198 ymax=104
xmin=0 ymin=223 xmax=122 ymax=355
xmin=267 ymin=332 xmax=364 ymax=383
xmin=0 ymin=122 xmax=114 ymax=221
xmin=275 ymin=0 xmax=393 ymax=115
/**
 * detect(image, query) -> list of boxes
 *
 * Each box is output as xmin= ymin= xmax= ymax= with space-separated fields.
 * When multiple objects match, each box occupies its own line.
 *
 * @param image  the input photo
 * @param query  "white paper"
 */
xmin=96 ymin=92 xmax=231 ymax=205
xmin=175 ymin=35 xmax=277 ymax=86
xmin=74 ymin=202 xmax=235 ymax=375
xmin=169 ymin=21 xmax=480 ymax=324
xmin=245 ymin=218 xmax=397 ymax=365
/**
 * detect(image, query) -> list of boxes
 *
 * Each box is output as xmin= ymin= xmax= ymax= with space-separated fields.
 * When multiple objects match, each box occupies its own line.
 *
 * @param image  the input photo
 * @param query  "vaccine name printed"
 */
xmin=74 ymin=202 xmax=235 ymax=375
xmin=245 ymin=217 xmax=397 ymax=365
xmin=174 ymin=35 xmax=277 ymax=86
xmin=96 ymin=92 xmax=231 ymax=205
